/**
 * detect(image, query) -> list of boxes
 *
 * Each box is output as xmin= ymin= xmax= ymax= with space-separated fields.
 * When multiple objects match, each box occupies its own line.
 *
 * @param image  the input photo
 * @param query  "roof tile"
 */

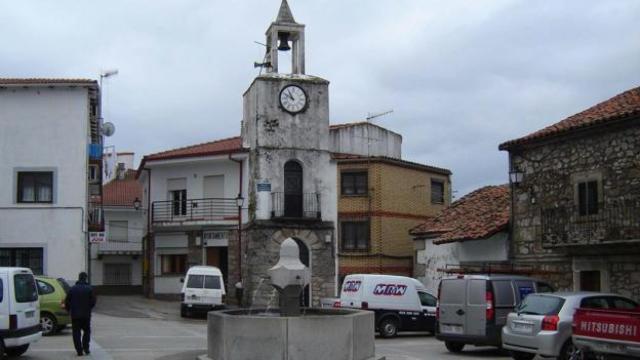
xmin=103 ymin=170 xmax=142 ymax=207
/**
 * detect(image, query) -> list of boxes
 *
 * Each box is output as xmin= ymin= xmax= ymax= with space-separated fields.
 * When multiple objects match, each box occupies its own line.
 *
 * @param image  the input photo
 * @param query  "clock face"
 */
xmin=279 ymin=85 xmax=307 ymax=114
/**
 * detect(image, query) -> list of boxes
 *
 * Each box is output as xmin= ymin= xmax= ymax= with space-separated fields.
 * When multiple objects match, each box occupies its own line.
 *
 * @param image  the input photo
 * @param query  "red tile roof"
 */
xmin=500 ymin=86 xmax=640 ymax=150
xmin=103 ymin=170 xmax=142 ymax=207
xmin=142 ymin=136 xmax=244 ymax=162
xmin=331 ymin=153 xmax=451 ymax=175
xmin=0 ymin=78 xmax=97 ymax=86
xmin=410 ymin=185 xmax=510 ymax=244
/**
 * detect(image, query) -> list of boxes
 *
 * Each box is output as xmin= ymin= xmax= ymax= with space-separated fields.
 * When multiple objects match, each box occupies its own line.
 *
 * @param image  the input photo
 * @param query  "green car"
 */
xmin=35 ymin=276 xmax=71 ymax=336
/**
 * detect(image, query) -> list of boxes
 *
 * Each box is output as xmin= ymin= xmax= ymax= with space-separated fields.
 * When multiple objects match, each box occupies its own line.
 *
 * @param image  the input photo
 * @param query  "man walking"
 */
xmin=65 ymin=272 xmax=96 ymax=356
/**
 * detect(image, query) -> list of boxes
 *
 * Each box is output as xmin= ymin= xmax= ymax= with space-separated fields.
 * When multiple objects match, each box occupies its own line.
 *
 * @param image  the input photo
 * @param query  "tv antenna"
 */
xmin=366 ymin=109 xmax=393 ymax=122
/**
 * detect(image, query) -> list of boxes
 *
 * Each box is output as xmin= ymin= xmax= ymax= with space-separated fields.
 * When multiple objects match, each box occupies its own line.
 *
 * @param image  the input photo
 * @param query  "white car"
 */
xmin=180 ymin=266 xmax=226 ymax=317
xmin=0 ymin=267 xmax=42 ymax=357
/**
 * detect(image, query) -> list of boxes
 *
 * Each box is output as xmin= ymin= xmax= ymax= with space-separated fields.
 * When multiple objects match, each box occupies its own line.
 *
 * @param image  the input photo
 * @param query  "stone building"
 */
xmin=499 ymin=86 xmax=640 ymax=301
xmin=410 ymin=185 xmax=510 ymax=294
xmin=330 ymin=123 xmax=451 ymax=283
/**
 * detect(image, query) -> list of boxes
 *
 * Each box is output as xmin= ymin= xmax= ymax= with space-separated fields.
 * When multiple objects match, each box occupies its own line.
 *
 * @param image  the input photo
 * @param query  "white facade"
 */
xmin=139 ymin=154 xmax=249 ymax=295
xmin=0 ymin=83 xmax=98 ymax=281
xmin=416 ymin=232 xmax=509 ymax=294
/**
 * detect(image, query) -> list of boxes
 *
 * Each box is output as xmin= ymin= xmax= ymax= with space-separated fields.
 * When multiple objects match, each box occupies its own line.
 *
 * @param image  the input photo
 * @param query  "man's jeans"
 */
xmin=71 ymin=317 xmax=91 ymax=354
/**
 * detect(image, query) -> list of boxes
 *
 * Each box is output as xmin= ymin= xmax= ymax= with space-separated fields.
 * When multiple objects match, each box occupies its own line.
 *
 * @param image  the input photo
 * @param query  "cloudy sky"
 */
xmin=2 ymin=0 xmax=639 ymax=197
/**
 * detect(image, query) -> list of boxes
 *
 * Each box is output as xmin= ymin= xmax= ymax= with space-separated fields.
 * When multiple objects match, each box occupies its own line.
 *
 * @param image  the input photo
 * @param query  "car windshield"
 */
xmin=14 ymin=273 xmax=38 ymax=303
xmin=516 ymin=294 xmax=565 ymax=315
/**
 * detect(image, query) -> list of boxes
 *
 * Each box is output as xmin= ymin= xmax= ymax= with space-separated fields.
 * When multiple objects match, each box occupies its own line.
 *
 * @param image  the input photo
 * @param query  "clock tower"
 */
xmin=240 ymin=0 xmax=337 ymax=307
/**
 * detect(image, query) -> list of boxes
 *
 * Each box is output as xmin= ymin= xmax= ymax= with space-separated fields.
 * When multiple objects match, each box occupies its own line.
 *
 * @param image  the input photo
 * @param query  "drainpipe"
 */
xmin=228 ymin=153 xmax=243 ymax=288
xmin=143 ymin=167 xmax=152 ymax=297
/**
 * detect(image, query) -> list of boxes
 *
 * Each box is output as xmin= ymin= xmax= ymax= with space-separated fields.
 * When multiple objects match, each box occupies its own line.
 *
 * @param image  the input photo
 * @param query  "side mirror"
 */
xmin=180 ymin=277 xmax=184 ymax=283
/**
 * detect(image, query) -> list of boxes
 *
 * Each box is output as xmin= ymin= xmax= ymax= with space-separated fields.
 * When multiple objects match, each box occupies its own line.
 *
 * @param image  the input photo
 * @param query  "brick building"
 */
xmin=331 ymin=123 xmax=451 ymax=282
xmin=500 ymin=85 xmax=640 ymax=301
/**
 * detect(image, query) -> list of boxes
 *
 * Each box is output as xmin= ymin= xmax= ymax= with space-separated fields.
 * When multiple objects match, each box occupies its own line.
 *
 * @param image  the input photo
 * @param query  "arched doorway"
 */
xmin=284 ymin=161 xmax=303 ymax=217
xmin=293 ymin=237 xmax=310 ymax=307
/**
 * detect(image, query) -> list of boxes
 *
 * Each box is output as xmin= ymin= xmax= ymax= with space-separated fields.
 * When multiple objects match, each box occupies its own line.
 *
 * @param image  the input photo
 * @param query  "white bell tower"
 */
xmin=264 ymin=0 xmax=305 ymax=74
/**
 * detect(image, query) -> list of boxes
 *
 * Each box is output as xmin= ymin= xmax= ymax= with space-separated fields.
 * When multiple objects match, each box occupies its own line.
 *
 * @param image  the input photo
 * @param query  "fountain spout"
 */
xmin=267 ymin=238 xmax=310 ymax=316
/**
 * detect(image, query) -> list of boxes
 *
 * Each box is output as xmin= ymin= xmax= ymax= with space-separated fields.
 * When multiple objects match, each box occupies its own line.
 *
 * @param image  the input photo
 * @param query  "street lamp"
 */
xmin=509 ymin=169 xmax=524 ymax=185
xmin=99 ymin=69 xmax=119 ymax=88
xmin=133 ymin=197 xmax=142 ymax=211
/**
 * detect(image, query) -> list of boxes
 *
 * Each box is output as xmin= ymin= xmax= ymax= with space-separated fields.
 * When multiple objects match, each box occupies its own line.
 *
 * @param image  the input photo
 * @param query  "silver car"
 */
xmin=502 ymin=292 xmax=638 ymax=360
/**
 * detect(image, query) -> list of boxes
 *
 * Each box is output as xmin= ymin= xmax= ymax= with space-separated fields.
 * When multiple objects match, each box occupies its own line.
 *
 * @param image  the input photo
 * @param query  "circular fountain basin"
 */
xmin=200 ymin=308 xmax=376 ymax=360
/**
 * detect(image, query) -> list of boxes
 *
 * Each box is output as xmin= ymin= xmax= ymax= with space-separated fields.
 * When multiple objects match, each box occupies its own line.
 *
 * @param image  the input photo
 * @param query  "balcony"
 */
xmin=88 ymin=143 xmax=103 ymax=160
xmin=97 ymin=240 xmax=142 ymax=255
xmin=541 ymin=204 xmax=640 ymax=247
xmin=152 ymin=198 xmax=238 ymax=226
xmin=271 ymin=192 xmax=321 ymax=220
xmin=88 ymin=202 xmax=104 ymax=231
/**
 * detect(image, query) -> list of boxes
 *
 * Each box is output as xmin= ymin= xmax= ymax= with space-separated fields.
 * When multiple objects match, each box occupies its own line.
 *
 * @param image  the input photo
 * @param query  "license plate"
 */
xmin=511 ymin=321 xmax=533 ymax=333
xmin=25 ymin=311 xmax=34 ymax=318
xmin=441 ymin=324 xmax=463 ymax=334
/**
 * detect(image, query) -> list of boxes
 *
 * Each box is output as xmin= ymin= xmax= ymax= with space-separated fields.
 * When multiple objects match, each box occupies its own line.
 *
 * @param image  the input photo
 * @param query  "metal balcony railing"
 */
xmin=88 ymin=202 xmax=104 ymax=231
xmin=152 ymin=198 xmax=238 ymax=223
xmin=271 ymin=192 xmax=321 ymax=219
xmin=97 ymin=241 xmax=142 ymax=254
xmin=541 ymin=204 xmax=640 ymax=247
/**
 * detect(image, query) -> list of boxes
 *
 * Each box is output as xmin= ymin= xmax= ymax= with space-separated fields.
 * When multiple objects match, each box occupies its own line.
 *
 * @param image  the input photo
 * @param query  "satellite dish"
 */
xmin=102 ymin=122 xmax=116 ymax=137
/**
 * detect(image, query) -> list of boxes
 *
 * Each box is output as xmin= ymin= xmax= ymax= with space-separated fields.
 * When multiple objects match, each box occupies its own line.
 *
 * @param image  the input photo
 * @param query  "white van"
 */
xmin=180 ymin=266 xmax=226 ymax=317
xmin=0 ymin=267 xmax=41 ymax=357
xmin=338 ymin=274 xmax=437 ymax=337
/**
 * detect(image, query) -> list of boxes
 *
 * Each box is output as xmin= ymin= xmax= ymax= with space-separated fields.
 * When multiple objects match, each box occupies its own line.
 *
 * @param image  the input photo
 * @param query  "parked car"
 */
xmin=338 ymin=274 xmax=437 ymax=337
xmin=502 ymin=292 xmax=638 ymax=360
xmin=34 ymin=276 xmax=71 ymax=336
xmin=436 ymin=274 xmax=553 ymax=353
xmin=573 ymin=305 xmax=640 ymax=359
xmin=180 ymin=266 xmax=226 ymax=317
xmin=0 ymin=267 xmax=42 ymax=358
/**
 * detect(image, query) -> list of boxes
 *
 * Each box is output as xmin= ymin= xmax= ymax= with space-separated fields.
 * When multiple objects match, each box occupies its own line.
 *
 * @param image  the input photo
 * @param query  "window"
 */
xmin=516 ymin=295 xmax=565 ymax=315
xmin=160 ymin=255 xmax=187 ymax=275
xmin=492 ymin=280 xmax=515 ymax=307
xmin=108 ymin=221 xmax=128 ymax=242
xmin=186 ymin=274 xmax=204 ymax=288
xmin=341 ymin=172 xmax=367 ymax=196
xmin=204 ymin=275 xmax=221 ymax=289
xmin=577 ymin=180 xmax=599 ymax=215
xmin=580 ymin=270 xmax=601 ymax=292
xmin=14 ymin=274 xmax=38 ymax=303
xmin=0 ymin=248 xmax=44 ymax=275
xmin=17 ymin=172 xmax=53 ymax=203
xmin=36 ymin=280 xmax=55 ymax=295
xmin=170 ymin=190 xmax=187 ymax=216
xmin=341 ymin=221 xmax=369 ymax=251
xmin=609 ymin=297 xmax=638 ymax=310
xmin=581 ymin=297 xmax=609 ymax=309
xmin=419 ymin=291 xmax=437 ymax=307
xmin=431 ymin=180 xmax=444 ymax=204
xmin=186 ymin=275 xmax=221 ymax=289
xmin=536 ymin=282 xmax=554 ymax=293
xmin=88 ymin=165 xmax=100 ymax=183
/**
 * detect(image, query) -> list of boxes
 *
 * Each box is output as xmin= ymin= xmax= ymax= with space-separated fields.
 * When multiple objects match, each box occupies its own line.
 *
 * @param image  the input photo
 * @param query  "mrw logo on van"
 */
xmin=343 ymin=280 xmax=361 ymax=292
xmin=373 ymin=284 xmax=407 ymax=296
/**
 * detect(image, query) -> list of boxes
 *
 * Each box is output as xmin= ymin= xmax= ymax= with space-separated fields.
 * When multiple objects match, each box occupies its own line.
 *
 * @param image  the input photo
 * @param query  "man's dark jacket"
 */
xmin=64 ymin=280 xmax=96 ymax=319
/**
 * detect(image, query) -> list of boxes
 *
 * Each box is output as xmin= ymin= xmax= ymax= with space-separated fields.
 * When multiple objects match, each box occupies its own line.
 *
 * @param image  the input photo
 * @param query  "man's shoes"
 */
xmin=76 ymin=352 xmax=84 ymax=356
xmin=84 ymin=349 xmax=91 ymax=355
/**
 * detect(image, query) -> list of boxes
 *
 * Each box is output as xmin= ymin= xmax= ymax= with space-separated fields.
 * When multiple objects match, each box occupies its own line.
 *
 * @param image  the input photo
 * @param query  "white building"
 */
xmin=0 ymin=78 xmax=102 ymax=281
xmin=90 ymin=154 xmax=143 ymax=292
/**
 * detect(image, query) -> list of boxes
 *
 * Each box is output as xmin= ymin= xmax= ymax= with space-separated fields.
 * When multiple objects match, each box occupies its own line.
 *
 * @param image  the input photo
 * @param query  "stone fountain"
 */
xmin=198 ymin=238 xmax=379 ymax=360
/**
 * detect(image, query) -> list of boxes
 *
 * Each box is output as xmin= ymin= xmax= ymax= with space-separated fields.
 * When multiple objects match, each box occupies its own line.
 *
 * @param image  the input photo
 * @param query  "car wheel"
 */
xmin=40 ymin=312 xmax=57 ymax=336
xmin=378 ymin=318 xmax=399 ymax=338
xmin=559 ymin=340 xmax=578 ymax=360
xmin=180 ymin=305 xmax=189 ymax=318
xmin=444 ymin=341 xmax=464 ymax=353
xmin=5 ymin=344 xmax=29 ymax=357
xmin=510 ymin=350 xmax=535 ymax=360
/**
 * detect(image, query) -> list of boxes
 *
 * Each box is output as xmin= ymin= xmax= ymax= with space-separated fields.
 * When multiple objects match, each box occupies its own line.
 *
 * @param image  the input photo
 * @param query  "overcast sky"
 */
xmin=2 ymin=0 xmax=639 ymax=197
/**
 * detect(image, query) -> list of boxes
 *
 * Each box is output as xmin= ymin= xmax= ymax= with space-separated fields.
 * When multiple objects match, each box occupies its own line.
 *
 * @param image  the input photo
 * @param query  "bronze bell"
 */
xmin=277 ymin=32 xmax=291 ymax=51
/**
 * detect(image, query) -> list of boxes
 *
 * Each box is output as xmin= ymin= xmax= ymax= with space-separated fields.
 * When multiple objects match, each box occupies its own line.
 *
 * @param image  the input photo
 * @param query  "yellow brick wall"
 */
xmin=337 ymin=160 xmax=451 ymax=277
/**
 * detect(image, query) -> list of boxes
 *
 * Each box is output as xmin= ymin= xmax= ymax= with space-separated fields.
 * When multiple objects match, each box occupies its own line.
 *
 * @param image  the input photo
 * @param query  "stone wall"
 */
xmin=509 ymin=122 xmax=640 ymax=297
xmin=242 ymin=220 xmax=336 ymax=307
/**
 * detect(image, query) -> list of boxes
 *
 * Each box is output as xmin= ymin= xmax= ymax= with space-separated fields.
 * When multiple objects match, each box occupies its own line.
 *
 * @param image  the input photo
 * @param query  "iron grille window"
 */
xmin=341 ymin=221 xmax=370 ymax=251
xmin=103 ymin=263 xmax=132 ymax=285
xmin=0 ymin=248 xmax=44 ymax=275
xmin=578 ymin=180 xmax=599 ymax=215
xmin=431 ymin=179 xmax=444 ymax=204
xmin=17 ymin=172 xmax=53 ymax=203
xmin=160 ymin=254 xmax=187 ymax=275
xmin=341 ymin=172 xmax=367 ymax=196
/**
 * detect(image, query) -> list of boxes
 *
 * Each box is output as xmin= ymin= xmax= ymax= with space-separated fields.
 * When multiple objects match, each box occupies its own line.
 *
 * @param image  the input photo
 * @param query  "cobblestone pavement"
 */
xmin=27 ymin=296 xmax=516 ymax=360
